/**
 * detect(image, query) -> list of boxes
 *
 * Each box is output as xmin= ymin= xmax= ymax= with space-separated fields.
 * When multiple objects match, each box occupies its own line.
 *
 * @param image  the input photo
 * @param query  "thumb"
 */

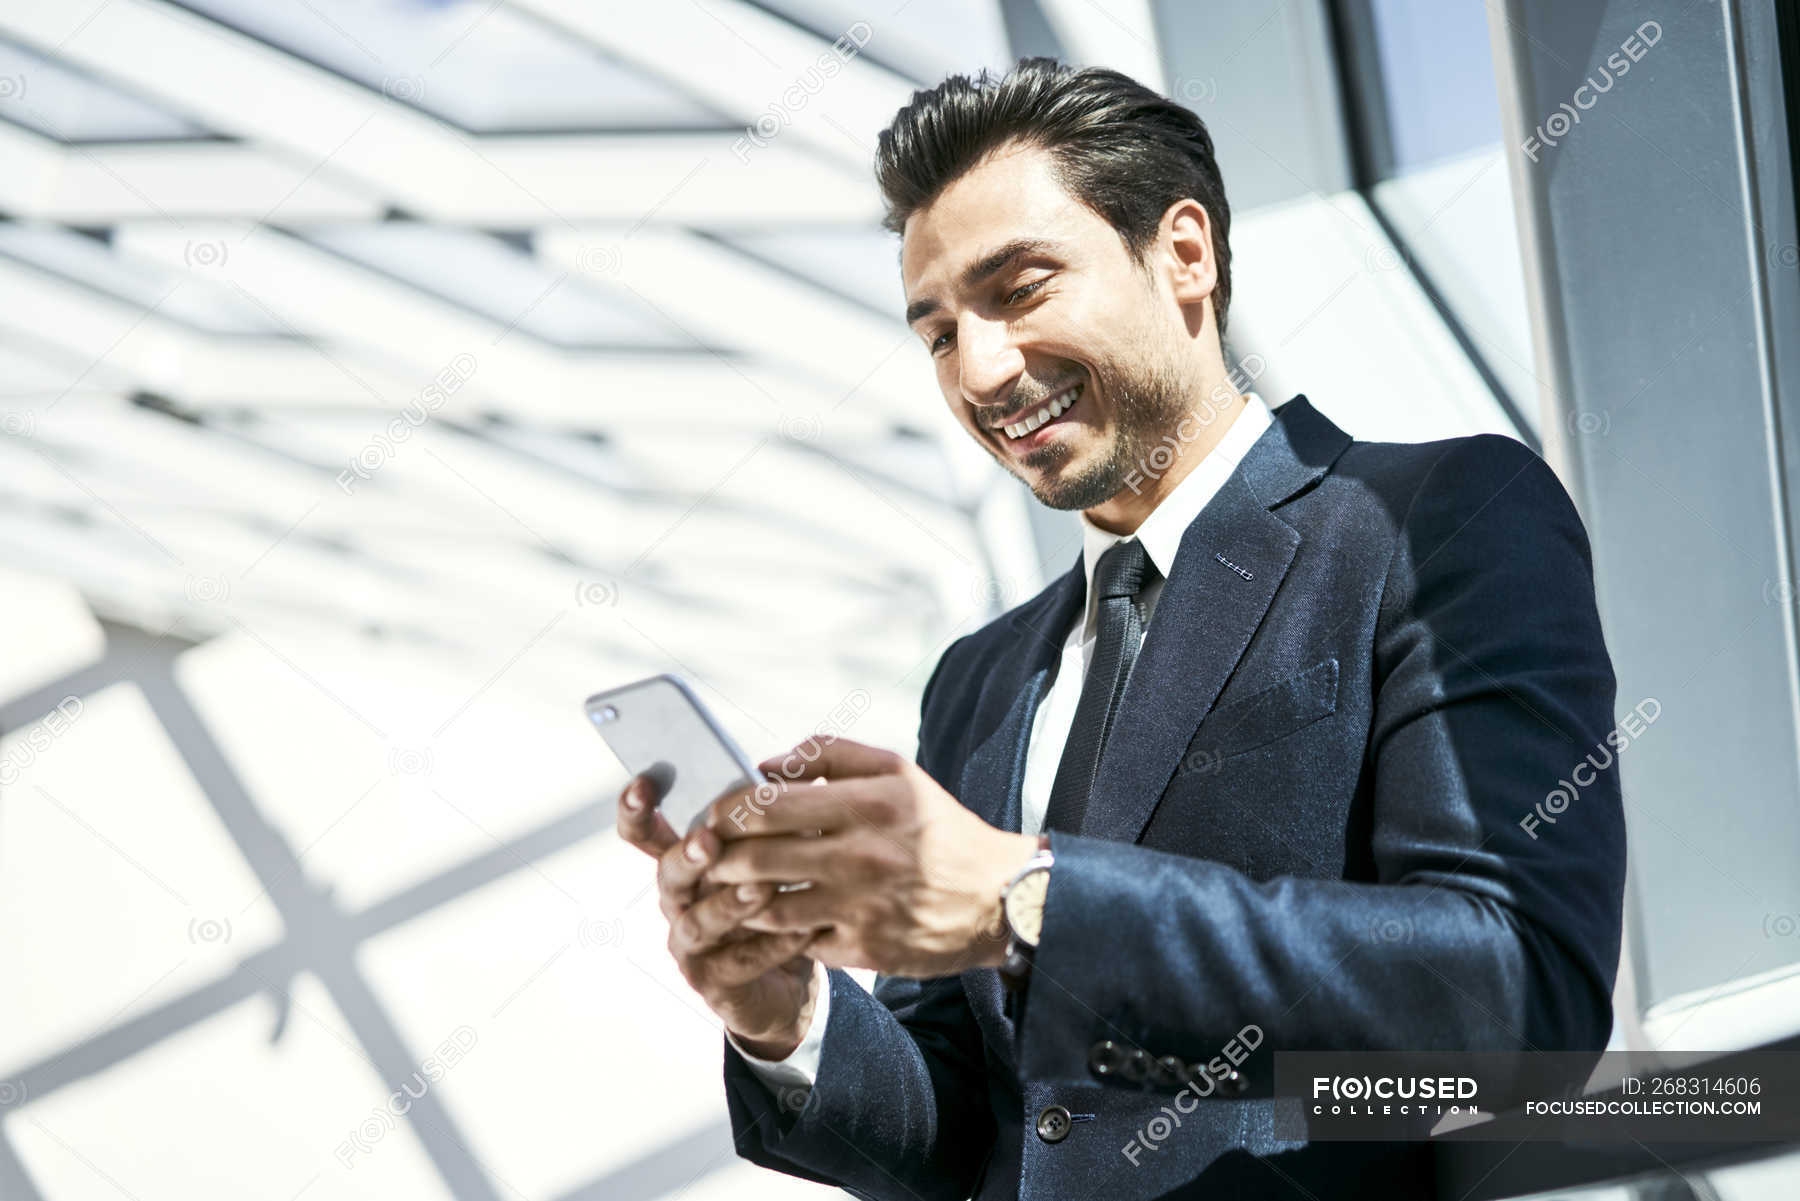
xmin=757 ymin=736 xmax=903 ymax=784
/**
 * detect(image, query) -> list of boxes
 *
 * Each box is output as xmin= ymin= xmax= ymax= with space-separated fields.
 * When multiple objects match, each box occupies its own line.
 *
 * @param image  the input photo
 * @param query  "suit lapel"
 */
xmin=949 ymin=396 xmax=1351 ymax=1045
xmin=954 ymin=562 xmax=1081 ymax=1054
xmin=1081 ymin=395 xmax=1353 ymax=845
xmin=954 ymin=561 xmax=1083 ymax=834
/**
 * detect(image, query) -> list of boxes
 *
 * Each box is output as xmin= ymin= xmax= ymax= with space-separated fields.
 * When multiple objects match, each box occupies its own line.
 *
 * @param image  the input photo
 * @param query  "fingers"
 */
xmin=801 ymin=928 xmax=865 ymax=972
xmin=702 ymin=775 xmax=792 ymax=839
xmin=706 ymin=776 xmax=872 ymax=840
xmin=704 ymin=831 xmax=836 ymax=888
xmin=670 ymin=881 xmax=776 ymax=955
xmin=755 ymin=737 xmax=906 ymax=786
xmin=617 ymin=774 xmax=677 ymax=857
xmin=656 ymin=824 xmax=723 ymax=916
xmin=693 ymin=930 xmax=818 ymax=989
xmin=737 ymin=882 xmax=839 ymax=935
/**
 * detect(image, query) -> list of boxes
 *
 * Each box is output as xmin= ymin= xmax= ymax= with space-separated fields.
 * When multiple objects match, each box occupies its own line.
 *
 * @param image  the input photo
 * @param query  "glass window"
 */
xmin=1331 ymin=0 xmax=1540 ymax=438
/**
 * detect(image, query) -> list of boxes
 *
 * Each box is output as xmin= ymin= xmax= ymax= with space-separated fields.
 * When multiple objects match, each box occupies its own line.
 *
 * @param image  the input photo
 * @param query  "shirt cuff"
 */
xmin=724 ymin=960 xmax=830 ymax=1093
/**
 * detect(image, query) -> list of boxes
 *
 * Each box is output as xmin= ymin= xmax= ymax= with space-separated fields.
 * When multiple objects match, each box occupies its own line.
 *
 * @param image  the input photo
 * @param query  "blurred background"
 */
xmin=1 ymin=1 xmax=1798 ymax=1197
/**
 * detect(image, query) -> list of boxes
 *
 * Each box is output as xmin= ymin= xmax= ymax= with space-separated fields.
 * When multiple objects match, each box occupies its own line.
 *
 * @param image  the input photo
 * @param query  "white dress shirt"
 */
xmin=730 ymin=392 xmax=1276 ymax=1092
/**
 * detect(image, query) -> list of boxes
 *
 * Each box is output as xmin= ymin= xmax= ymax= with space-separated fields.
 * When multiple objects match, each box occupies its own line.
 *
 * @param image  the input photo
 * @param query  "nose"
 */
xmin=956 ymin=316 xmax=1024 ymax=411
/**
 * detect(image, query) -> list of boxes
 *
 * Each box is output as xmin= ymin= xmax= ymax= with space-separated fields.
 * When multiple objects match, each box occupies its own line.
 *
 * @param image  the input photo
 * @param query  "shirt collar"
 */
xmin=1075 ymin=391 xmax=1274 ymax=638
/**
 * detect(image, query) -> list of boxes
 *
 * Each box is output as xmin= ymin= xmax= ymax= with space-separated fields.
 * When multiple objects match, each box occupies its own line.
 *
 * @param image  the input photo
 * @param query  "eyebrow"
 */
xmin=904 ymin=236 xmax=1064 ymax=327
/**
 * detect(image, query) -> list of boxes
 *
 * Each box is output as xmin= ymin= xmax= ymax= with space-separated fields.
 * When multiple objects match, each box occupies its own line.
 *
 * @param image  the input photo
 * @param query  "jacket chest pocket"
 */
xmin=1181 ymin=656 xmax=1339 ymax=770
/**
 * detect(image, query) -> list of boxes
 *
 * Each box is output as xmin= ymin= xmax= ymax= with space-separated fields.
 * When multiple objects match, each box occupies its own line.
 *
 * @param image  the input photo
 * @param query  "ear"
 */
xmin=1161 ymin=198 xmax=1219 ymax=307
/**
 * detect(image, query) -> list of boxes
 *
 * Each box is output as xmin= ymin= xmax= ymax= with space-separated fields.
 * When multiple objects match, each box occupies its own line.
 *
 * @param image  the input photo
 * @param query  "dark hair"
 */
xmin=875 ymin=57 xmax=1233 ymax=334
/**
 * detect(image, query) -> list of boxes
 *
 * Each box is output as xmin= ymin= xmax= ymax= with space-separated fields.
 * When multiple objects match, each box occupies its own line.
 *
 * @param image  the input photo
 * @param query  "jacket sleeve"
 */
xmin=1017 ymin=435 xmax=1627 ymax=1092
xmin=724 ymin=636 xmax=996 ymax=1201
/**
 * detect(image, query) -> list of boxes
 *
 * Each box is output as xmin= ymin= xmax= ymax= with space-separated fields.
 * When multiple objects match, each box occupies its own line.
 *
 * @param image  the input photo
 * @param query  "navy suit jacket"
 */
xmin=723 ymin=395 xmax=1626 ymax=1200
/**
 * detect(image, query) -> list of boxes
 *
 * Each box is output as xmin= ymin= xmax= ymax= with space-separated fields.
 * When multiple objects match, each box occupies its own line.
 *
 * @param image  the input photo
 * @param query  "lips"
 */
xmin=989 ymin=382 xmax=1083 ymax=447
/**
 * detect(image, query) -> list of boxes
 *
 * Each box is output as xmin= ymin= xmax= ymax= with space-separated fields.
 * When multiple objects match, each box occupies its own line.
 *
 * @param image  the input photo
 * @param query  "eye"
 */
xmin=929 ymin=328 xmax=955 ymax=355
xmin=1007 ymin=278 xmax=1048 ymax=304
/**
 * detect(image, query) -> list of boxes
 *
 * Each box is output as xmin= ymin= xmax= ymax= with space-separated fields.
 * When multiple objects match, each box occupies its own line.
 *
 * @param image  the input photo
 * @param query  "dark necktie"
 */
xmin=1042 ymin=537 xmax=1155 ymax=834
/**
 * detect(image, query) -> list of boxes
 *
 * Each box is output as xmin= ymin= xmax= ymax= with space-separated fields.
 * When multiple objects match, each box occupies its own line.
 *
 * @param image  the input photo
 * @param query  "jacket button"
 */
xmin=1120 ymin=1047 xmax=1150 ymax=1083
xmin=1087 ymin=1040 xmax=1124 ymax=1077
xmin=1148 ymin=1055 xmax=1186 ymax=1089
xmin=1036 ymin=1104 xmax=1073 ymax=1143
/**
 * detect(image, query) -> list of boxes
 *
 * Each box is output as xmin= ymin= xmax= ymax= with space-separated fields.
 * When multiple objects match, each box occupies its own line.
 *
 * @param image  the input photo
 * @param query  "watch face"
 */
xmin=1003 ymin=866 xmax=1050 ymax=946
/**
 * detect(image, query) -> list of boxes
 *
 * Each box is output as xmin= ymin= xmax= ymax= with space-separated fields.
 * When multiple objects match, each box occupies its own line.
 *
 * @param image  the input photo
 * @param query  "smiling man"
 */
xmin=617 ymin=58 xmax=1625 ymax=1200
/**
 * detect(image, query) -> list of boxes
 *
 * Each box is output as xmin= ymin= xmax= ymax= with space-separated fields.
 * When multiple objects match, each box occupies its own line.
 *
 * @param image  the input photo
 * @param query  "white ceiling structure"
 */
xmin=0 ymin=3 xmax=1059 ymax=1199
xmin=0 ymin=3 xmax=1530 ymax=1198
xmin=0 ymin=0 xmax=1047 ymax=659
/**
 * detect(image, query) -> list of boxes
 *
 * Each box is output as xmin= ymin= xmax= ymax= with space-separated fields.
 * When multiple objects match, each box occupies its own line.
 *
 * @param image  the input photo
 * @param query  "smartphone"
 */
xmin=585 ymin=673 xmax=759 ymax=835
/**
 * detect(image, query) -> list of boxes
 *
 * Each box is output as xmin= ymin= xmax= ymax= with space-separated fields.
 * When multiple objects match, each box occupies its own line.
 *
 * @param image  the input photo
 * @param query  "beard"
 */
xmin=1011 ymin=348 xmax=1194 ymax=512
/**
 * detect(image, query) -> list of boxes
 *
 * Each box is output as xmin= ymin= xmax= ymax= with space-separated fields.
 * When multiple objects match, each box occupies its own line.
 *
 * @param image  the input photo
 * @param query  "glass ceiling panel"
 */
xmin=172 ymin=0 xmax=731 ymax=133
xmin=0 ymin=222 xmax=285 ymax=335
xmin=717 ymin=227 xmax=906 ymax=323
xmin=304 ymin=223 xmax=696 ymax=350
xmin=0 ymin=37 xmax=213 ymax=142
xmin=754 ymin=0 xmax=1014 ymax=84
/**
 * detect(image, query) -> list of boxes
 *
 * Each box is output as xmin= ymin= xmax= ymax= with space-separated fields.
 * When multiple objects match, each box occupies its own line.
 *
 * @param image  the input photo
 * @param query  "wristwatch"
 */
xmin=998 ymin=837 xmax=1054 ymax=988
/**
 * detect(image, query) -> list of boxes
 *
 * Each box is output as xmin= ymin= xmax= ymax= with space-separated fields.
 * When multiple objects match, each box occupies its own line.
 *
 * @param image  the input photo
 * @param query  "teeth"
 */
xmin=1004 ymin=383 xmax=1081 ymax=439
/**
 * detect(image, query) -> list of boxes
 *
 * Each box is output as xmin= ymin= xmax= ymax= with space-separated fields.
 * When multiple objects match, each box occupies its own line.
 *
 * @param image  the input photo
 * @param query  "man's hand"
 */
xmin=703 ymin=738 xmax=1040 ymax=977
xmin=616 ymin=774 xmax=822 ymax=1060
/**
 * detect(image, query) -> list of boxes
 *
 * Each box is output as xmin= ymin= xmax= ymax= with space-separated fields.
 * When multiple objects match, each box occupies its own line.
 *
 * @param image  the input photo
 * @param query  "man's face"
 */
xmin=901 ymin=142 xmax=1194 ymax=511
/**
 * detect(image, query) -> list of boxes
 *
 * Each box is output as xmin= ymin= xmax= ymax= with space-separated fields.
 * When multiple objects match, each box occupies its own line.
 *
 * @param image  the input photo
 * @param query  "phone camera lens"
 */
xmin=593 ymin=704 xmax=618 ymax=724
